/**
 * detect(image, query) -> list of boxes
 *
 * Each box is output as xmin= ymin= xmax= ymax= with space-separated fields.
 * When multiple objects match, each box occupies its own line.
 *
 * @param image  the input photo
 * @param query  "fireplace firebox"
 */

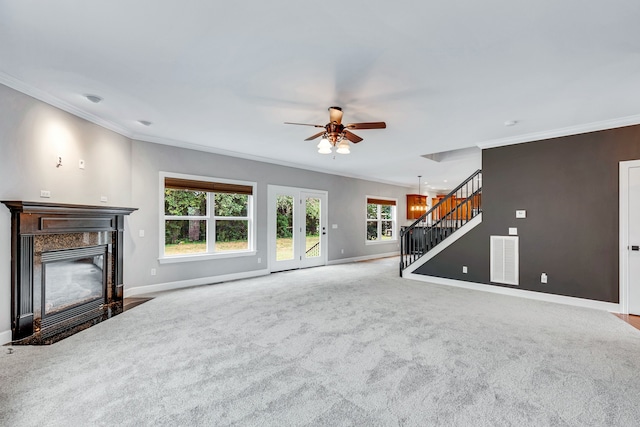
xmin=2 ymin=201 xmax=136 ymax=344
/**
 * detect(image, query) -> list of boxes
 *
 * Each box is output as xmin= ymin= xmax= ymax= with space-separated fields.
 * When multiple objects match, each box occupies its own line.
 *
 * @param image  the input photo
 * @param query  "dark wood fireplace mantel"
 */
xmin=2 ymin=201 xmax=137 ymax=343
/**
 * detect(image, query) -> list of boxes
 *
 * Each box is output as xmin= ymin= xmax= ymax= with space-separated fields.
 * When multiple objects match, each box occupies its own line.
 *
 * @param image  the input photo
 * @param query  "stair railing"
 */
xmin=400 ymin=169 xmax=482 ymax=275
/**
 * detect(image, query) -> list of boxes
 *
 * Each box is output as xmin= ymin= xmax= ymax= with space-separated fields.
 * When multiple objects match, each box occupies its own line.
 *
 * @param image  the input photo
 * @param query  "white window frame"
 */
xmin=365 ymin=196 xmax=398 ymax=244
xmin=159 ymin=172 xmax=257 ymax=264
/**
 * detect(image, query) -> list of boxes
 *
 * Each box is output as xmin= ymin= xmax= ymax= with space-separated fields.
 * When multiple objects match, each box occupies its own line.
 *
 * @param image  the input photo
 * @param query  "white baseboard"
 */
xmin=328 ymin=251 xmax=399 ymax=266
xmin=404 ymin=273 xmax=620 ymax=313
xmin=124 ymin=268 xmax=271 ymax=298
xmin=0 ymin=329 xmax=11 ymax=346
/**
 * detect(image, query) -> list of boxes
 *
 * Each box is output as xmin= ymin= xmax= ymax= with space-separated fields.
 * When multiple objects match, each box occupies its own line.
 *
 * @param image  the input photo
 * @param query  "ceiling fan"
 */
xmin=285 ymin=106 xmax=386 ymax=154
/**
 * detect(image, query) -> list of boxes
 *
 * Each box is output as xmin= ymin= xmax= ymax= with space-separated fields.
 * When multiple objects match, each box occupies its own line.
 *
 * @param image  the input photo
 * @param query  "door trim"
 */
xmin=267 ymin=185 xmax=328 ymax=272
xmin=619 ymin=160 xmax=640 ymax=314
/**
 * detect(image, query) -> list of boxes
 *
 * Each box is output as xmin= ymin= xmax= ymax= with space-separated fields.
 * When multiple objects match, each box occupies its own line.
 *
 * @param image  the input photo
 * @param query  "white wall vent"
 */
xmin=490 ymin=236 xmax=519 ymax=285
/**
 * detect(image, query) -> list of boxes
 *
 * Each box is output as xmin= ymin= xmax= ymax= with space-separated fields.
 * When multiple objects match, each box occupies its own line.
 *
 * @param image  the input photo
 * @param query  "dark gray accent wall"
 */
xmin=414 ymin=124 xmax=640 ymax=303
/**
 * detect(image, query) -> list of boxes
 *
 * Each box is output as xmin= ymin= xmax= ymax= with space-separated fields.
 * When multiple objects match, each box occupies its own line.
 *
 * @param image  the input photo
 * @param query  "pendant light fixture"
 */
xmin=406 ymin=175 xmax=428 ymax=220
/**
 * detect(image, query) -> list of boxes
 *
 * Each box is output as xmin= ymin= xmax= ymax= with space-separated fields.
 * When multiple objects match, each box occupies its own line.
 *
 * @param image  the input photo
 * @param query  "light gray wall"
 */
xmin=0 ymin=84 xmax=133 ymax=339
xmin=0 ymin=83 xmax=409 ymax=340
xmin=127 ymin=140 xmax=407 ymax=288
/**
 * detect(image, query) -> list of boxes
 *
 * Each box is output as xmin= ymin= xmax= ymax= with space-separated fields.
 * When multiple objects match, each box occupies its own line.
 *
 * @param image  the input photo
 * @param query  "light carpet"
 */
xmin=1 ymin=257 xmax=640 ymax=426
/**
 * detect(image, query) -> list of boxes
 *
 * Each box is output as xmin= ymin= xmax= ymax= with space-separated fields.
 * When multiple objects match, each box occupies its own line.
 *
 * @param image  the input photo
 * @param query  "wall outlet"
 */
xmin=341 ymin=249 xmax=344 ymax=254
xmin=100 ymin=196 xmax=108 ymax=203
xmin=40 ymin=190 xmax=51 ymax=198
xmin=79 ymin=159 xmax=85 ymax=169
xmin=138 ymin=230 xmax=145 ymax=238
xmin=258 ymin=257 xmax=261 ymax=264
xmin=151 ymin=268 xmax=156 ymax=276
xmin=509 ymin=227 xmax=518 ymax=235
xmin=541 ymin=273 xmax=548 ymax=284
xmin=462 ymin=266 xmax=468 ymax=274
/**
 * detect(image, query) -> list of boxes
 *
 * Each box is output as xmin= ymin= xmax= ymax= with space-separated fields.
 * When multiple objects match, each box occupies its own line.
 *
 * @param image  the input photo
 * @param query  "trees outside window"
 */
xmin=163 ymin=176 xmax=254 ymax=257
xmin=366 ymin=197 xmax=397 ymax=242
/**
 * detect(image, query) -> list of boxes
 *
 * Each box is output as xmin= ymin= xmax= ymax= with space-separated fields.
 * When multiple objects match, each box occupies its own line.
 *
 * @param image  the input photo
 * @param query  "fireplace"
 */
xmin=2 ymin=201 xmax=136 ymax=344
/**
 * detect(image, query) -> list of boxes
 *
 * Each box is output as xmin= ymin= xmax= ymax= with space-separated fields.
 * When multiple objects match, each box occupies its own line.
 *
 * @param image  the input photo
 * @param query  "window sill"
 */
xmin=159 ymin=250 xmax=257 ymax=264
xmin=365 ymin=239 xmax=398 ymax=245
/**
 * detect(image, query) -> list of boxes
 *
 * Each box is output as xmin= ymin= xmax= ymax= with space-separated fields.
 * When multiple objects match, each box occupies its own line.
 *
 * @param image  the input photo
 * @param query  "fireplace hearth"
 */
xmin=2 ymin=201 xmax=136 ymax=344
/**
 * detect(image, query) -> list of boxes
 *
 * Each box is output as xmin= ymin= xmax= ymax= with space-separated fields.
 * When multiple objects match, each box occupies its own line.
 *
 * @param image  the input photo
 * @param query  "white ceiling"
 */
xmin=2 ymin=1 xmax=640 ymax=191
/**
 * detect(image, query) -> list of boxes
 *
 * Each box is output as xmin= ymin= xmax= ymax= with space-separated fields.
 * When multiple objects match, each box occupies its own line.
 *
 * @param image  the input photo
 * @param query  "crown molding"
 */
xmin=0 ymin=71 xmax=133 ymax=138
xmin=477 ymin=114 xmax=640 ymax=149
xmin=0 ymin=73 xmax=409 ymax=187
xmin=130 ymin=133 xmax=413 ymax=188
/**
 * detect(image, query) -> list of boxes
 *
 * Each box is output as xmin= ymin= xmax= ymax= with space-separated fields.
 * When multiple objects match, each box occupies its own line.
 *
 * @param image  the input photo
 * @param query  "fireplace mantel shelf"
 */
xmin=2 ymin=200 xmax=137 ymax=215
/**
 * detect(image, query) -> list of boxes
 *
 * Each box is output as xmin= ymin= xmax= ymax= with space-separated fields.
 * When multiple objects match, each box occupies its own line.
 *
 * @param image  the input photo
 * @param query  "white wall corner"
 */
xmin=0 ymin=329 xmax=11 ymax=346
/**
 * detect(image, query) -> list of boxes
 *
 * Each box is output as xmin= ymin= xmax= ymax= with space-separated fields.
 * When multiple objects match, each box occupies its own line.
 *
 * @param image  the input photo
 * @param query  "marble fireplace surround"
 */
xmin=1 ymin=201 xmax=136 ymax=344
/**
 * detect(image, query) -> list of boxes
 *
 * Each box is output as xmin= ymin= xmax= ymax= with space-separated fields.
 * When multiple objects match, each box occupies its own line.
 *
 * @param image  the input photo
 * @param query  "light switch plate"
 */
xmin=516 ymin=210 xmax=526 ymax=218
xmin=509 ymin=227 xmax=518 ymax=235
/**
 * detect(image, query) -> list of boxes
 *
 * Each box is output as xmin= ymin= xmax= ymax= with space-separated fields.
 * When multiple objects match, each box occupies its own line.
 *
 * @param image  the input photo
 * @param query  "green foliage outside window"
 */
xmin=276 ymin=195 xmax=293 ymax=238
xmin=164 ymin=189 xmax=250 ymax=249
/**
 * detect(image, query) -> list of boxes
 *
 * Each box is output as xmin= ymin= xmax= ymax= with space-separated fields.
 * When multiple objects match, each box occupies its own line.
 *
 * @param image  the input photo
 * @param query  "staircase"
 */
xmin=400 ymin=169 xmax=482 ymax=275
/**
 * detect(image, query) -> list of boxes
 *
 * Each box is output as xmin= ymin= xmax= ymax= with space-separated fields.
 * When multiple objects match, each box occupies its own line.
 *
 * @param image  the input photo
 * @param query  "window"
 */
xmin=366 ymin=197 xmax=397 ymax=242
xmin=162 ymin=174 xmax=255 ymax=260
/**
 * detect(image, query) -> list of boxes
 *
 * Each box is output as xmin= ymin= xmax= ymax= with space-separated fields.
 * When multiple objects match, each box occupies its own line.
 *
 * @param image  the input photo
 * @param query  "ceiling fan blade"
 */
xmin=329 ymin=106 xmax=343 ymax=125
xmin=345 ymin=122 xmax=386 ymax=130
xmin=344 ymin=130 xmax=363 ymax=143
xmin=284 ymin=122 xmax=325 ymax=128
xmin=304 ymin=131 xmax=326 ymax=141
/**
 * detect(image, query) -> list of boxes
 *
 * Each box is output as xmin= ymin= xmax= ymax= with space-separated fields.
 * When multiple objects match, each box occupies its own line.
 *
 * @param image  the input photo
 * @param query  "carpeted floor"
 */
xmin=1 ymin=257 xmax=640 ymax=426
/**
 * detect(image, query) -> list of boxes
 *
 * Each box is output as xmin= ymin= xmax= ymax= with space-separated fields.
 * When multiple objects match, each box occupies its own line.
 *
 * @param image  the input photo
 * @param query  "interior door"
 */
xmin=268 ymin=186 xmax=327 ymax=272
xmin=627 ymin=166 xmax=640 ymax=315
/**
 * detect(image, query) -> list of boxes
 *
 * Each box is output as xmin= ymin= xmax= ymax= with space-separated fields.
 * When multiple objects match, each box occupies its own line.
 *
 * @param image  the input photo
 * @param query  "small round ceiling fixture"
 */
xmin=138 ymin=120 xmax=152 ymax=126
xmin=84 ymin=94 xmax=103 ymax=104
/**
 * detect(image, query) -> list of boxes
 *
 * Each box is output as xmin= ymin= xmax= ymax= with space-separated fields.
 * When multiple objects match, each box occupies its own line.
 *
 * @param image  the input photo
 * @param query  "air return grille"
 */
xmin=490 ymin=236 xmax=519 ymax=285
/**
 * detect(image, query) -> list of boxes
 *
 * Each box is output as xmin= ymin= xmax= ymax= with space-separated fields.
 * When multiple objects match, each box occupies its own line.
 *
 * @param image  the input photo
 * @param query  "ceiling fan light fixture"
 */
xmin=285 ymin=106 xmax=385 ymax=155
xmin=317 ymin=137 xmax=331 ymax=150
xmin=336 ymin=140 xmax=350 ymax=154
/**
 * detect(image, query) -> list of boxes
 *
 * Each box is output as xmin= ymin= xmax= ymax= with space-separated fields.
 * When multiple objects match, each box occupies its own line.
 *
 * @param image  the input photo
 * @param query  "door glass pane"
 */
xmin=305 ymin=197 xmax=320 ymax=259
xmin=276 ymin=195 xmax=294 ymax=260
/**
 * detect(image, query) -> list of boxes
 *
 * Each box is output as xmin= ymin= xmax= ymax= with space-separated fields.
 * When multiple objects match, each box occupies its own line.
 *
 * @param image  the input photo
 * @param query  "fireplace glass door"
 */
xmin=42 ymin=246 xmax=107 ymax=317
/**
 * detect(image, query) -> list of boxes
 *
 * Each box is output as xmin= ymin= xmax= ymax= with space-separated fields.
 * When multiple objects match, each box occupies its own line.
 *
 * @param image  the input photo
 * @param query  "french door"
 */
xmin=620 ymin=160 xmax=640 ymax=314
xmin=268 ymin=185 xmax=327 ymax=272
